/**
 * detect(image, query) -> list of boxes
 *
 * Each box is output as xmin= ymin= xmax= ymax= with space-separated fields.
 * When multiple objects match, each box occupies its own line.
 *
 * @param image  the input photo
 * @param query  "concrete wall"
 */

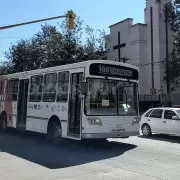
xmin=105 ymin=0 xmax=175 ymax=96
xmin=109 ymin=18 xmax=133 ymax=61
xmin=129 ymin=24 xmax=149 ymax=94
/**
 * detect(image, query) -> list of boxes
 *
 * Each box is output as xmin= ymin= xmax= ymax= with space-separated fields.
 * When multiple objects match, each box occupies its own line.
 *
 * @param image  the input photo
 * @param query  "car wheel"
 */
xmin=142 ymin=124 xmax=151 ymax=137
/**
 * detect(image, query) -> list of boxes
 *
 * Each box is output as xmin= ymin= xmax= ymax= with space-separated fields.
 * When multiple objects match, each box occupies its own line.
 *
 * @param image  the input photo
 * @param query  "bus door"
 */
xmin=68 ymin=72 xmax=83 ymax=138
xmin=17 ymin=79 xmax=29 ymax=131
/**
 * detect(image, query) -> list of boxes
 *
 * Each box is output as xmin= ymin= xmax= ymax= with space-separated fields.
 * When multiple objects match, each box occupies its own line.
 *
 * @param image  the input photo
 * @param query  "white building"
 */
xmin=105 ymin=0 xmax=174 ymax=96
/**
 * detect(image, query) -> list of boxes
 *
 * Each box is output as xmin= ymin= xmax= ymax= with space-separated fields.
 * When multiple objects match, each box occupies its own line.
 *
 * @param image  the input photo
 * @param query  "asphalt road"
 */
xmin=0 ymin=131 xmax=180 ymax=180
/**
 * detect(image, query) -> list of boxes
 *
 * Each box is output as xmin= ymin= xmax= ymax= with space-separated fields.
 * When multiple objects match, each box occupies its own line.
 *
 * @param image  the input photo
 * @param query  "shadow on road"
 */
xmin=138 ymin=134 xmax=180 ymax=144
xmin=0 ymin=131 xmax=137 ymax=169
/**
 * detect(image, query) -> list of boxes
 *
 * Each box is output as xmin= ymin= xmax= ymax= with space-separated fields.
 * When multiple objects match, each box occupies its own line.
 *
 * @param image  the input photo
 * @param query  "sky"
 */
xmin=0 ymin=0 xmax=145 ymax=62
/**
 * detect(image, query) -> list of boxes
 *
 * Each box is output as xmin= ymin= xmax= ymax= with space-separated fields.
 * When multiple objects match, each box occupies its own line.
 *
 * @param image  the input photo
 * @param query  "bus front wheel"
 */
xmin=47 ymin=120 xmax=62 ymax=145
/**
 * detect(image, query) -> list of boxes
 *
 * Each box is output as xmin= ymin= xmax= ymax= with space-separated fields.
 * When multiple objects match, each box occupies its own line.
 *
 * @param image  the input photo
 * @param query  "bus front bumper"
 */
xmin=82 ymin=131 xmax=139 ymax=139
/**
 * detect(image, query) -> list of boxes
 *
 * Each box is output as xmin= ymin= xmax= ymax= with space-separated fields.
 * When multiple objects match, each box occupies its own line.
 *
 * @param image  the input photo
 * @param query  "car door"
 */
xmin=162 ymin=110 xmax=180 ymax=135
xmin=147 ymin=109 xmax=163 ymax=133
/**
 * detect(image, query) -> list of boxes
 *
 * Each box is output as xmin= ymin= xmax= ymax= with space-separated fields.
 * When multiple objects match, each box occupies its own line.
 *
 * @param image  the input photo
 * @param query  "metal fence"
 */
xmin=163 ymin=93 xmax=180 ymax=107
xmin=138 ymin=93 xmax=180 ymax=114
xmin=138 ymin=94 xmax=161 ymax=114
xmin=139 ymin=94 xmax=160 ymax=102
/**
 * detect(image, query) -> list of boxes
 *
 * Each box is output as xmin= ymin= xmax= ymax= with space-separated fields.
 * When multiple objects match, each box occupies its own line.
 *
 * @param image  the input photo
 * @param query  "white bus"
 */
xmin=0 ymin=60 xmax=140 ymax=142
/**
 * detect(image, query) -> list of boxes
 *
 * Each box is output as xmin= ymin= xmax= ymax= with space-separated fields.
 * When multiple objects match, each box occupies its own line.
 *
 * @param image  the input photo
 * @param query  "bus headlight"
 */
xmin=87 ymin=117 xmax=102 ymax=126
xmin=132 ymin=117 xmax=140 ymax=124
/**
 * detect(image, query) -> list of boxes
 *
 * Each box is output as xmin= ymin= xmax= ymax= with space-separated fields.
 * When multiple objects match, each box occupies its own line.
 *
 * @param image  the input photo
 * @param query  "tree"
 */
xmin=5 ymin=39 xmax=34 ymax=73
xmin=164 ymin=0 xmax=180 ymax=92
xmin=0 ymin=63 xmax=9 ymax=75
xmin=5 ymin=24 xmax=64 ymax=72
xmin=4 ymin=16 xmax=106 ymax=74
xmin=84 ymin=25 xmax=106 ymax=60
xmin=33 ymin=23 xmax=64 ymax=68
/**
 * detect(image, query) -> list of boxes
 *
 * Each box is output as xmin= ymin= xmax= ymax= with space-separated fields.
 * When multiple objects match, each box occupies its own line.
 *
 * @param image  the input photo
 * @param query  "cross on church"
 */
xmin=113 ymin=31 xmax=126 ymax=62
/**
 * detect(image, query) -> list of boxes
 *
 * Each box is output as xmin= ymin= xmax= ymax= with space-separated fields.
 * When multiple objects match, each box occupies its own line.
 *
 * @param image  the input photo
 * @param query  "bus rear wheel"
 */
xmin=0 ymin=113 xmax=8 ymax=133
xmin=47 ymin=120 xmax=62 ymax=145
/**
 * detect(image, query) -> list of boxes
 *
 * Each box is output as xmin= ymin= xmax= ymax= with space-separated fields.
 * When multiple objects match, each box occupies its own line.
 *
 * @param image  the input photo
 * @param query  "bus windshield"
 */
xmin=85 ymin=78 xmax=138 ymax=116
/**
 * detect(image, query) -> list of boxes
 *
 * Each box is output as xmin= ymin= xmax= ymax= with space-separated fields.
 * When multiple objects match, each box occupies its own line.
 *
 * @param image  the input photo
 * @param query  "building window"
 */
xmin=29 ymin=75 xmax=43 ymax=102
xmin=43 ymin=73 xmax=57 ymax=102
xmin=57 ymin=72 xmax=69 ymax=102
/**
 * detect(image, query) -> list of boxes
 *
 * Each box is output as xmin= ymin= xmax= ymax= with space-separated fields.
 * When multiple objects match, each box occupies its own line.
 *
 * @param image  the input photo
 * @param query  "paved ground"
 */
xmin=0 ymin=131 xmax=180 ymax=180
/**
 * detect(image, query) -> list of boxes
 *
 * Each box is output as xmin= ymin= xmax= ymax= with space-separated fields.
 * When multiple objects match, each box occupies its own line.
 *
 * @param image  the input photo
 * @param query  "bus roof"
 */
xmin=1 ymin=60 xmax=139 ymax=79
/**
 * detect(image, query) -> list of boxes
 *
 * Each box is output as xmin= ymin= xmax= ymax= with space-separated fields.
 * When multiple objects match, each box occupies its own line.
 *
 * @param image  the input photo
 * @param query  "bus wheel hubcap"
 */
xmin=53 ymin=126 xmax=61 ymax=139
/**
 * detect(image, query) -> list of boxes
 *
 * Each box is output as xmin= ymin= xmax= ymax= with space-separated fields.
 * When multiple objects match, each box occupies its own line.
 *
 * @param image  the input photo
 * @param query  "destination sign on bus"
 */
xmin=99 ymin=65 xmax=132 ymax=77
xmin=89 ymin=63 xmax=138 ymax=80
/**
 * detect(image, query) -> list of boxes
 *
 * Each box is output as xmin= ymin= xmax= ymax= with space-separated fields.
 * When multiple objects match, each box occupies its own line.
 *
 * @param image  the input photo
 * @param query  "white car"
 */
xmin=140 ymin=107 xmax=180 ymax=137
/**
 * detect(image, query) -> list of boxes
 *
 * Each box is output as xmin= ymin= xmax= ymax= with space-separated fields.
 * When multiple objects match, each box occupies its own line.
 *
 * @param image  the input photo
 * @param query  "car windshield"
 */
xmin=85 ymin=78 xmax=138 ymax=116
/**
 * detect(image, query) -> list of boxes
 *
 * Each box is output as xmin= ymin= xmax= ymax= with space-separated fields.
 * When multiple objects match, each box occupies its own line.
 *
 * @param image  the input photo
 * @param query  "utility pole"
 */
xmin=150 ymin=7 xmax=154 ymax=90
xmin=0 ymin=10 xmax=75 ymax=30
xmin=165 ymin=5 xmax=170 ymax=94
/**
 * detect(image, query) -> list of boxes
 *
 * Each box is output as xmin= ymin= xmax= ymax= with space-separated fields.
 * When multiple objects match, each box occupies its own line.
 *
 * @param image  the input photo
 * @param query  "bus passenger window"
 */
xmin=29 ymin=75 xmax=43 ymax=102
xmin=0 ymin=80 xmax=4 ymax=94
xmin=9 ymin=79 xmax=19 ymax=101
xmin=57 ymin=72 xmax=69 ymax=102
xmin=5 ymin=80 xmax=10 ymax=94
xmin=43 ymin=73 xmax=57 ymax=102
xmin=5 ymin=80 xmax=12 ymax=101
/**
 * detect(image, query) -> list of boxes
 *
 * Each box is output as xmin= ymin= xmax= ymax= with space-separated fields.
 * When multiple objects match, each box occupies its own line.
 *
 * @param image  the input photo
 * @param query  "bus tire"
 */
xmin=47 ymin=118 xmax=62 ymax=145
xmin=0 ymin=112 xmax=8 ymax=133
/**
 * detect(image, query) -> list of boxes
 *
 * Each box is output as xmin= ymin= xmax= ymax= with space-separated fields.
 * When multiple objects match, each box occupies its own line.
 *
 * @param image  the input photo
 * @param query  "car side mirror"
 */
xmin=81 ymin=82 xmax=88 ymax=95
xmin=172 ymin=116 xmax=179 ymax=120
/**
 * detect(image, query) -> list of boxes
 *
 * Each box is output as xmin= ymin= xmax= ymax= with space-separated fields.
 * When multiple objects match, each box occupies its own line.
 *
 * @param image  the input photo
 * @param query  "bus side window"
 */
xmin=5 ymin=80 xmax=11 ymax=101
xmin=29 ymin=75 xmax=43 ymax=102
xmin=9 ymin=79 xmax=19 ymax=101
xmin=5 ymin=80 xmax=10 ymax=94
xmin=0 ymin=80 xmax=4 ymax=94
xmin=43 ymin=73 xmax=57 ymax=102
xmin=57 ymin=72 xmax=69 ymax=102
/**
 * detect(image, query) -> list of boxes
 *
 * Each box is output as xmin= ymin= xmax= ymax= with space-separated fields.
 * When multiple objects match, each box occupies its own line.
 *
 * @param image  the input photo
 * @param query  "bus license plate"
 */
xmin=111 ymin=129 xmax=125 ymax=132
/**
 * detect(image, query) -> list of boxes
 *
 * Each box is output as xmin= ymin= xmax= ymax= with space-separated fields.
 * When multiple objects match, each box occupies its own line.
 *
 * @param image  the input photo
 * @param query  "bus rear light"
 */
xmin=87 ymin=117 xmax=102 ymax=126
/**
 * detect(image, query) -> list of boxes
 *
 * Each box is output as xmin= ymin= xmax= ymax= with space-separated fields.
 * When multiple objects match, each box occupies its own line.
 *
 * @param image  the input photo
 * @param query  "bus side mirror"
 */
xmin=81 ymin=82 xmax=88 ymax=95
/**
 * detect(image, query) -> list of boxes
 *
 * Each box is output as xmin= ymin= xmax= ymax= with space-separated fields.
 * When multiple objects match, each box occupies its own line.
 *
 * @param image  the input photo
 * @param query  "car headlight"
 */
xmin=87 ymin=117 xmax=102 ymax=126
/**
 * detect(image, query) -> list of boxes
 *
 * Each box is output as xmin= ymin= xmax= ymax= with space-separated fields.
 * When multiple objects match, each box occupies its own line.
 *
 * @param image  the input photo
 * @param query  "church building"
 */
xmin=105 ymin=0 xmax=174 ymax=99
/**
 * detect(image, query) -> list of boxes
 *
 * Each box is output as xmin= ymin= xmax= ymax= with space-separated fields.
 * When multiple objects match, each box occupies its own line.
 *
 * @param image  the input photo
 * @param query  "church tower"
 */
xmin=144 ymin=0 xmax=173 ymax=94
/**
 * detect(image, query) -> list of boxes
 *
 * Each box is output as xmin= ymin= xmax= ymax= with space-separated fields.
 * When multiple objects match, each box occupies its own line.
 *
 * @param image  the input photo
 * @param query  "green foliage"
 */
xmin=164 ymin=0 xmax=180 ymax=92
xmin=3 ymin=16 xmax=106 ymax=74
